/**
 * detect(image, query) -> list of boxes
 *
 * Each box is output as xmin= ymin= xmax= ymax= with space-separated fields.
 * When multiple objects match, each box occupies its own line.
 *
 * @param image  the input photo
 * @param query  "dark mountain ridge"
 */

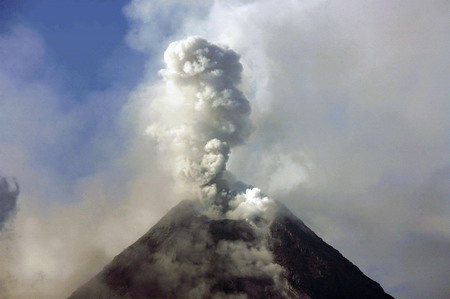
xmin=70 ymin=200 xmax=393 ymax=299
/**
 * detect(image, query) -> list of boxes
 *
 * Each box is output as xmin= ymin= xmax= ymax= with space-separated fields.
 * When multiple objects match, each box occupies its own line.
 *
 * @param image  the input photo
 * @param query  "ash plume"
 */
xmin=148 ymin=36 xmax=279 ymax=221
xmin=148 ymin=37 xmax=251 ymax=194
xmin=145 ymin=36 xmax=284 ymax=295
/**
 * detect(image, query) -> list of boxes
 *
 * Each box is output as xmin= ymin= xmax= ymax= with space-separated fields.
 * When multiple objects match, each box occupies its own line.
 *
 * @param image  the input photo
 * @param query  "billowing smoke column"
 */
xmin=146 ymin=37 xmax=283 ymax=294
xmin=149 ymin=36 xmax=277 ymax=221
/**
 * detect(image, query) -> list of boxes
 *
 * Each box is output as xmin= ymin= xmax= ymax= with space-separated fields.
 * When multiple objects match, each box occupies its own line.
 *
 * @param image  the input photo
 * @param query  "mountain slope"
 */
xmin=69 ymin=200 xmax=393 ymax=299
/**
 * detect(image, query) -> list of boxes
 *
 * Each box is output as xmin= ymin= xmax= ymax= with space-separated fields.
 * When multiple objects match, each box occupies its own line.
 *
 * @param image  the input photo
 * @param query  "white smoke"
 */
xmin=226 ymin=188 xmax=278 ymax=222
xmin=0 ymin=26 xmax=179 ymax=299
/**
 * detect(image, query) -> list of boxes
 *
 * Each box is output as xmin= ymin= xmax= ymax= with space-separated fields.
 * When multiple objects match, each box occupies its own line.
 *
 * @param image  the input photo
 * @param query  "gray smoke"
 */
xmin=147 ymin=37 xmax=278 ymax=218
xmin=148 ymin=36 xmax=279 ymax=220
xmin=148 ymin=37 xmax=251 ymax=196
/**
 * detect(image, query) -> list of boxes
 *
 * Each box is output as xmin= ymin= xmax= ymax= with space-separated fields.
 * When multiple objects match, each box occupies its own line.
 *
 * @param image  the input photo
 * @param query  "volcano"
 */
xmin=70 ymin=37 xmax=393 ymax=299
xmin=69 ymin=199 xmax=393 ymax=299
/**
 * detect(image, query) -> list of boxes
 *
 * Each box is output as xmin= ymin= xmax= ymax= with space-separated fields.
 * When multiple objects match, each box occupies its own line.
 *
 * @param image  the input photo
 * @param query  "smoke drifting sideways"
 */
xmin=0 ymin=176 xmax=19 ymax=230
xmin=146 ymin=36 xmax=284 ymax=293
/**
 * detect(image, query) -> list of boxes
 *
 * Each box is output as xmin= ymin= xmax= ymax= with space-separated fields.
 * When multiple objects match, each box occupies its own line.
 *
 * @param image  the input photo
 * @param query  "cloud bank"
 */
xmin=0 ymin=24 xmax=176 ymax=299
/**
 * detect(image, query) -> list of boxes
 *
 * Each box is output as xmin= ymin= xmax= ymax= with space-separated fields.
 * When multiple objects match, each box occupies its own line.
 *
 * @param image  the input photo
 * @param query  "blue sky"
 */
xmin=1 ymin=0 xmax=145 ymax=97
xmin=0 ymin=0 xmax=149 ymax=185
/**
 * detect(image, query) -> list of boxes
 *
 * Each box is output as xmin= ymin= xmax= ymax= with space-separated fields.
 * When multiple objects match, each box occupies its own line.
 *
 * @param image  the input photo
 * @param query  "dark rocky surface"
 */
xmin=269 ymin=204 xmax=393 ymax=299
xmin=0 ymin=177 xmax=19 ymax=230
xmin=69 ymin=200 xmax=393 ymax=299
